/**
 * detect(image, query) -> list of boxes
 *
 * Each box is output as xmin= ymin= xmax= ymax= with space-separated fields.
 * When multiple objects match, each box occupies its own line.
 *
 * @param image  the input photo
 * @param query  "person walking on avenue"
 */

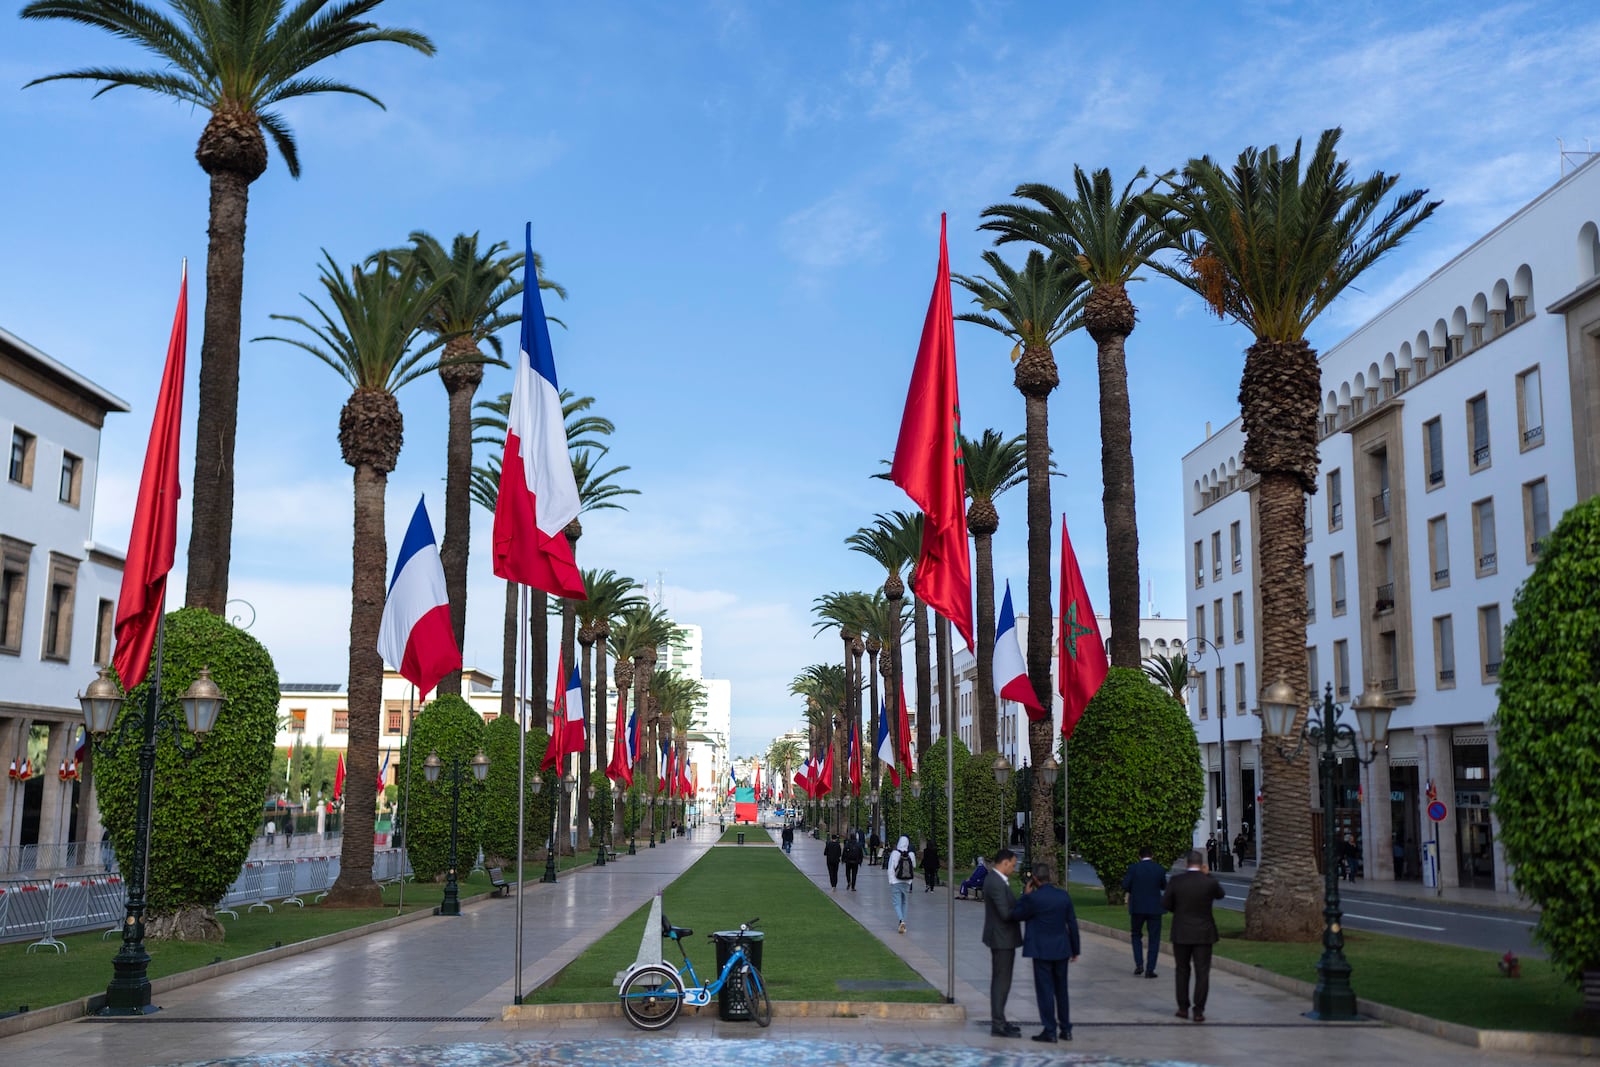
xmin=1122 ymin=844 xmax=1168 ymax=978
xmin=921 ymin=838 xmax=941 ymax=891
xmin=842 ymin=830 xmax=864 ymax=891
xmin=1340 ymin=833 xmax=1360 ymax=882
xmin=1205 ymin=834 xmax=1218 ymax=870
xmin=1162 ymin=849 xmax=1226 ymax=1023
xmin=780 ymin=823 xmax=794 ymax=854
xmin=982 ymin=848 xmax=1023 ymax=1037
xmin=266 ymin=819 xmax=277 ymax=847
xmin=888 ymin=835 xmax=916 ymax=934
xmin=868 ymin=829 xmax=881 ymax=866
xmin=1010 ymin=861 xmax=1081 ymax=1043
xmin=824 ymin=833 xmax=843 ymax=890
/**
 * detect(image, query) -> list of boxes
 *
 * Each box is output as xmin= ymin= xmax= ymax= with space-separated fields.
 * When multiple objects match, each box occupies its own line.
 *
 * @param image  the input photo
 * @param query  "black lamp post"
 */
xmin=424 ymin=749 xmax=489 ymax=916
xmin=589 ymin=784 xmax=606 ymax=866
xmin=1185 ymin=635 xmax=1234 ymax=871
xmin=628 ymin=786 xmax=638 ymax=855
xmin=1260 ymin=679 xmax=1394 ymax=1021
xmin=78 ymin=663 xmax=226 ymax=1015
xmin=991 ymin=755 xmax=1012 ymax=864
xmin=647 ymin=794 xmax=657 ymax=848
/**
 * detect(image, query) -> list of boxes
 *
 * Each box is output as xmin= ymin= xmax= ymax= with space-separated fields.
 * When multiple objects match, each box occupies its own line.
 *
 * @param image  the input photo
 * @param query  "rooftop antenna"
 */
xmin=1559 ymin=137 xmax=1597 ymax=177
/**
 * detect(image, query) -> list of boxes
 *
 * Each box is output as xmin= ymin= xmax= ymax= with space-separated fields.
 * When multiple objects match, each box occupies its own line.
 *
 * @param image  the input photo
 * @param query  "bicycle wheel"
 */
xmin=740 ymin=962 xmax=772 ymax=1028
xmin=619 ymin=964 xmax=684 ymax=1031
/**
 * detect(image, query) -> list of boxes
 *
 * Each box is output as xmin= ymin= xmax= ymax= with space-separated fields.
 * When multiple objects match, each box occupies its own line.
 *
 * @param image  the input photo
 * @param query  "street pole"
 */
xmin=441 ymin=759 xmax=463 ymax=916
xmin=1187 ymin=636 xmax=1232 ymax=870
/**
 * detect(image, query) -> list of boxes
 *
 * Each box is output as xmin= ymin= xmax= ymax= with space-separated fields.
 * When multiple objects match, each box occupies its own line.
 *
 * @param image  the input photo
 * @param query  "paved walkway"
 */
xmin=3 ymin=823 xmax=1584 ymax=1067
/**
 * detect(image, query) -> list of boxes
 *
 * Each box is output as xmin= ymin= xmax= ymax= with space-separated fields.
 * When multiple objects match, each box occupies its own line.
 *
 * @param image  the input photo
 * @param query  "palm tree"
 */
xmin=611 ymin=604 xmax=678 ymax=836
xmin=854 ymin=591 xmax=905 ymax=790
xmin=22 ymin=0 xmax=435 ymax=614
xmin=661 ymin=670 xmax=708 ymax=828
xmin=1149 ymin=127 xmax=1438 ymax=941
xmin=1143 ymin=652 xmax=1189 ymax=704
xmin=573 ymin=569 xmax=643 ymax=848
xmin=390 ymin=231 xmax=566 ymax=697
xmin=766 ymin=737 xmax=801 ymax=800
xmin=257 ymin=249 xmax=451 ymax=905
xmin=791 ymin=663 xmax=848 ymax=826
xmin=953 ymin=249 xmax=1085 ymax=872
xmin=846 ymin=513 xmax=917 ymax=777
xmin=959 ymin=429 xmax=1028 ymax=753
xmin=980 ymin=169 xmax=1171 ymax=668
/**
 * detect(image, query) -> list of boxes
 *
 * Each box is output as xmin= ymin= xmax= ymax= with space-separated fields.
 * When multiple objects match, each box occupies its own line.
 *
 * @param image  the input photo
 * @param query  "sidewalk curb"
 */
xmin=501 ymin=1000 xmax=964 ymax=1023
xmin=1075 ymin=917 xmax=1594 ymax=1057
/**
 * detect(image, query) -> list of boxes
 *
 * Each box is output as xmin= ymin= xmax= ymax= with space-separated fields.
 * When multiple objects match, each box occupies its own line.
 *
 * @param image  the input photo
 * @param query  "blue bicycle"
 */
xmin=619 ymin=914 xmax=771 ymax=1030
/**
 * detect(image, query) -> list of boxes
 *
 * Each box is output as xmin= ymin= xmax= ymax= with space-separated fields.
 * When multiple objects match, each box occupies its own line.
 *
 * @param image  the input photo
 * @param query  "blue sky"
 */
xmin=4 ymin=1 xmax=1598 ymax=755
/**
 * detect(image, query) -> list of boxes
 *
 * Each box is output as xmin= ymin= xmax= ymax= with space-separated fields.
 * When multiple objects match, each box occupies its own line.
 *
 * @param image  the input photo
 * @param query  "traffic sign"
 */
xmin=1427 ymin=801 xmax=1447 ymax=822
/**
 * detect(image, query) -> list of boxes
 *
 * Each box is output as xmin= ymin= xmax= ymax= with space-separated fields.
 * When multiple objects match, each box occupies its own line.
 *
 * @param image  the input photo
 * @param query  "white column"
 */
xmin=1364 ymin=743 xmax=1393 ymax=880
xmin=1251 ymin=739 xmax=1264 ymax=858
xmin=1223 ymin=740 xmax=1243 ymax=851
xmin=1 ymin=717 xmax=28 ymax=849
xmin=36 ymin=722 xmax=66 ymax=854
xmin=1417 ymin=727 xmax=1459 ymax=888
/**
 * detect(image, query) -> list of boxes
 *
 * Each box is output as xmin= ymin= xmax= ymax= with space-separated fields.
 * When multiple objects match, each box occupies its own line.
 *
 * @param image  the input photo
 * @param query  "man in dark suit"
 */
xmin=981 ymin=847 xmax=1022 ymax=1037
xmin=823 ymin=833 xmax=842 ymax=890
xmin=1121 ymin=845 xmax=1168 ymax=978
xmin=1162 ymin=849 xmax=1226 ymax=1022
xmin=1010 ymin=861 xmax=1081 ymax=1043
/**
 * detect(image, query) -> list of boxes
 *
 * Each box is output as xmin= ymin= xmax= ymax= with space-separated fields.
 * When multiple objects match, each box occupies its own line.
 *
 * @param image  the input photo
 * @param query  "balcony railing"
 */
xmin=1381 ymin=677 xmax=1399 ymax=691
xmin=1433 ymin=567 xmax=1450 ymax=583
xmin=1330 ymin=503 xmax=1344 ymax=527
xmin=1333 ymin=597 xmax=1347 ymax=613
xmin=1531 ymin=538 xmax=1546 ymax=556
xmin=1428 ymin=468 xmax=1444 ymax=485
xmin=1337 ymin=684 xmax=1350 ymax=698
xmin=1479 ymin=552 xmax=1497 ymax=571
xmin=1473 ymin=444 xmax=1491 ymax=467
xmin=1307 ymin=606 xmax=1317 ymax=622
xmin=1234 ymin=629 xmax=1244 ymax=641
xmin=1372 ymin=490 xmax=1390 ymax=520
xmin=1376 ymin=582 xmax=1394 ymax=600
xmin=1232 ymin=554 xmax=1242 ymax=571
xmin=1237 ymin=700 xmax=1246 ymax=711
xmin=1439 ymin=668 xmax=1455 ymax=683
xmin=1374 ymin=582 xmax=1395 ymax=615
xmin=1523 ymin=425 xmax=1543 ymax=444
xmin=1486 ymin=660 xmax=1502 ymax=677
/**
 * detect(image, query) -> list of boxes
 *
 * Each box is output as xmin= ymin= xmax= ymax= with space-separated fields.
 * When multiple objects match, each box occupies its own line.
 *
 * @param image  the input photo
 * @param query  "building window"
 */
xmin=387 ymin=709 xmax=404 ymax=734
xmin=93 ymin=597 xmax=114 ymax=665
xmin=1327 ymin=469 xmax=1343 ymax=529
xmin=1307 ymin=645 xmax=1319 ymax=697
xmin=1479 ymin=604 xmax=1503 ymax=681
xmin=1194 ymin=540 xmax=1204 ymax=588
xmin=41 ymin=552 xmax=79 ymax=661
xmin=1234 ymin=663 xmax=1246 ymax=712
xmin=0 ymin=537 xmax=29 ymax=655
xmin=1196 ymin=670 xmax=1207 ymax=719
xmin=1230 ymin=521 xmax=1242 ymax=572
xmin=1370 ymin=448 xmax=1391 ymax=521
xmin=1525 ymin=478 xmax=1550 ymax=561
xmin=1213 ymin=598 xmax=1224 ymax=642
xmin=1423 ymin=418 xmax=1444 ymax=489
xmin=1195 ymin=605 xmax=1206 ymax=644
xmin=1467 ymin=394 xmax=1491 ymax=471
xmin=1434 ymin=615 xmax=1455 ymax=688
xmin=1473 ymin=498 xmax=1497 ymax=576
xmin=1375 ymin=539 xmax=1395 ymax=614
xmin=1379 ymin=631 xmax=1399 ymax=692
xmin=8 ymin=429 xmax=36 ymax=487
xmin=1211 ymin=531 xmax=1222 ymax=580
xmin=1517 ymin=366 xmax=1543 ymax=450
xmin=58 ymin=452 xmax=82 ymax=506
xmin=1331 ymin=554 xmax=1347 ymax=615
xmin=1428 ymin=515 xmax=1450 ymax=588
xmin=1334 ymin=640 xmax=1350 ymax=698
xmin=1232 ymin=591 xmax=1244 ymax=642
xmin=1305 ymin=565 xmax=1316 ymax=622
xmin=290 ymin=708 xmax=307 ymax=731
xmin=1305 ymin=497 xmax=1314 ymax=540
xmin=333 ymin=710 xmax=349 ymax=733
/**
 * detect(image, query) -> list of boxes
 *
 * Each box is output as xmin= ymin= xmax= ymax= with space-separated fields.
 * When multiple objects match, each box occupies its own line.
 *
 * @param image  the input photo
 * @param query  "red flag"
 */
xmin=754 ymin=763 xmax=761 ymax=799
xmin=113 ymin=266 xmax=187 ymax=691
xmin=816 ymin=745 xmax=834 ymax=798
xmin=897 ymin=686 xmax=916 ymax=775
xmin=1058 ymin=515 xmax=1109 ymax=739
xmin=891 ymin=215 xmax=974 ymax=652
xmin=333 ymin=751 xmax=346 ymax=802
xmin=680 ymin=756 xmax=693 ymax=797
xmin=848 ymin=722 xmax=862 ymax=796
xmin=605 ymin=695 xmax=632 ymax=785
xmin=540 ymin=652 xmax=567 ymax=770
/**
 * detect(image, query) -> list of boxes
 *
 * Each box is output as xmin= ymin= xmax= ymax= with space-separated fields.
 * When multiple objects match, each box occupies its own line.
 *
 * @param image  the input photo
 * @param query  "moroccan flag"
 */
xmin=113 ymin=266 xmax=187 ymax=691
xmin=754 ymin=763 xmax=761 ymax=799
xmin=606 ymin=695 xmax=631 ymax=785
xmin=1058 ymin=515 xmax=1109 ymax=739
xmin=333 ymin=752 xmax=346 ymax=802
xmin=540 ymin=653 xmax=568 ymax=770
xmin=815 ymin=745 xmax=835 ymax=798
xmin=491 ymin=224 xmax=587 ymax=600
xmin=890 ymin=215 xmax=974 ymax=652
xmin=848 ymin=722 xmax=862 ymax=796
xmin=897 ymin=686 xmax=916 ymax=775
xmin=995 ymin=580 xmax=1046 ymax=719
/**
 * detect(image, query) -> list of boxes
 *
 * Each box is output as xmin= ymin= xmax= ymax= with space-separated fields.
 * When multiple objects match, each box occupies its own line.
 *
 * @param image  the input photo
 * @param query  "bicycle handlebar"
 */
xmin=738 ymin=917 xmax=760 ymax=932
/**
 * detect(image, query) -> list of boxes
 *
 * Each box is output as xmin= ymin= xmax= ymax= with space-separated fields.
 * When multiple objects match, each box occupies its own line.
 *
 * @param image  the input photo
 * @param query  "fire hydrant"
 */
xmin=1498 ymin=951 xmax=1521 ymax=978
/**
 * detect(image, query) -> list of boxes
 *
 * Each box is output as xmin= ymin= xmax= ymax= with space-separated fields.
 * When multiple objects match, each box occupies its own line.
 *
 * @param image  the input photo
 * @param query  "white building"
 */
xmin=1182 ymin=155 xmax=1600 ymax=893
xmin=1 ymin=327 xmax=129 ymax=856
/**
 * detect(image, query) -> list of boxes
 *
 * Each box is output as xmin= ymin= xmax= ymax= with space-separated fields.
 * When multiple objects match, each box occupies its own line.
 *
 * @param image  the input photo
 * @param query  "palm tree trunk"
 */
xmin=974 ymin=531 xmax=998 ymax=753
xmin=1017 ymin=342 xmax=1059 ymax=873
xmin=888 ymin=595 xmax=906 ymax=778
xmin=913 ymin=596 xmax=932 ymax=758
xmin=436 ymin=361 xmax=481 ymax=697
xmin=1095 ymin=324 xmax=1141 ymax=668
xmin=577 ymin=638 xmax=593 ymax=850
xmin=325 ymin=460 xmax=386 ymax=906
xmin=594 ymin=639 xmax=610 ymax=779
xmin=868 ymin=648 xmax=881 ymax=787
xmin=184 ymin=167 xmax=255 ymax=614
xmin=634 ymin=654 xmax=653 ymax=835
xmin=531 ymin=591 xmax=549 ymax=730
xmin=500 ymin=580 xmax=517 ymax=721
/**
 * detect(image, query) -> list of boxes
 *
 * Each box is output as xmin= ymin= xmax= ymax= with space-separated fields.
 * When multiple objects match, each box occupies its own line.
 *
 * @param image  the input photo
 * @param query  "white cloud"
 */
xmin=778 ymin=190 xmax=888 ymax=269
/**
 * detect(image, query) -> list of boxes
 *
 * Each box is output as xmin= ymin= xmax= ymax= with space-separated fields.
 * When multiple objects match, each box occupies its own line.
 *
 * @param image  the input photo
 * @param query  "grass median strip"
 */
xmin=717 ymin=825 xmax=770 ymax=844
xmin=1067 ymin=886 xmax=1585 ymax=1034
xmin=528 ymin=846 xmax=939 ymax=1004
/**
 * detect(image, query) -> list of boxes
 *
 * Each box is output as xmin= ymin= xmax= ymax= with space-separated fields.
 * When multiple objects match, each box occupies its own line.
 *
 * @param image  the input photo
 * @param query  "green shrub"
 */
xmin=1497 ymin=494 xmax=1600 ymax=985
xmin=588 ymin=769 xmax=614 ymax=845
xmin=96 ymin=607 xmax=279 ymax=930
xmin=1067 ymin=667 xmax=1204 ymax=904
xmin=911 ymin=738 xmax=1002 ymax=876
xmin=479 ymin=715 xmax=551 ymax=866
xmin=401 ymin=695 xmax=488 ymax=882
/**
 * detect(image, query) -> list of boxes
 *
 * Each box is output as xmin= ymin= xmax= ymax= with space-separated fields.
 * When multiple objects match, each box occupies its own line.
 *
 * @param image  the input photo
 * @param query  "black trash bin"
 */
xmin=736 ymin=831 xmax=746 ymax=845
xmin=711 ymin=930 xmax=765 ymax=1020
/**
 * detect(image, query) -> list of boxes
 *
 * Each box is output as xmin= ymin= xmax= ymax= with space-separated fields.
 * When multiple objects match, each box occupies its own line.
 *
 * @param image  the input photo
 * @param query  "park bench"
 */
xmin=488 ymin=867 xmax=514 ymax=898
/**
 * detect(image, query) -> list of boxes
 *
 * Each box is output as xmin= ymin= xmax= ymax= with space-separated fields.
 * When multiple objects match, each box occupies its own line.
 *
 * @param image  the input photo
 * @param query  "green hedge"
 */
xmin=1067 ymin=667 xmax=1204 ymax=904
xmin=588 ymin=769 xmax=614 ymax=845
xmin=910 ymin=737 xmax=1002 ymax=875
xmin=478 ymin=715 xmax=551 ymax=866
xmin=96 ymin=607 xmax=279 ymax=922
xmin=401 ymin=695 xmax=488 ymax=881
xmin=1497 ymin=494 xmax=1600 ymax=985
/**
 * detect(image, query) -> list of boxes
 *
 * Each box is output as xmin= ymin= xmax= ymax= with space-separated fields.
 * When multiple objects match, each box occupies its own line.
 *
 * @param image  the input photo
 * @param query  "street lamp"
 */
xmin=423 ymin=749 xmax=489 ymax=916
xmin=1184 ymin=636 xmax=1234 ymax=871
xmin=77 ymin=664 xmax=226 ymax=1015
xmin=647 ymin=795 xmax=657 ymax=849
xmin=991 ymin=754 xmax=1013 ymax=862
xmin=1040 ymin=755 xmax=1059 ymax=879
xmin=628 ymin=785 xmax=639 ymax=856
xmin=1260 ymin=679 xmax=1394 ymax=1020
xmin=588 ymin=784 xmax=607 ymax=866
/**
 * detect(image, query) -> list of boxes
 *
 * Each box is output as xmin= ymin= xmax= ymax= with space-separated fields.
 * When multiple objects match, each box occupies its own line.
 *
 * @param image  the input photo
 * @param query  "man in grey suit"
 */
xmin=981 ymin=847 xmax=1022 ymax=1037
xmin=1162 ymin=849 xmax=1226 ymax=1022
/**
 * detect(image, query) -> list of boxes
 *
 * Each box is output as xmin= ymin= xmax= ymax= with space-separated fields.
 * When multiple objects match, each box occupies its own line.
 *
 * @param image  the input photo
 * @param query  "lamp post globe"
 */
xmin=179 ymin=667 xmax=225 ymax=736
xmin=78 ymin=667 xmax=124 ymax=736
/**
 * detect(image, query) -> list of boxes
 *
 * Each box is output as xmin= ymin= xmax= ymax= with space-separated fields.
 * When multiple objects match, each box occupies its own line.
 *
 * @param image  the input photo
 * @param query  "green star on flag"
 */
xmin=1057 ymin=515 xmax=1109 ymax=739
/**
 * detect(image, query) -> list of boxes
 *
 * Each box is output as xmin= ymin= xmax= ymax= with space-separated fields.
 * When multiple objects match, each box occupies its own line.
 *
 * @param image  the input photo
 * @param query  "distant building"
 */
xmin=1 ymin=327 xmax=128 ymax=856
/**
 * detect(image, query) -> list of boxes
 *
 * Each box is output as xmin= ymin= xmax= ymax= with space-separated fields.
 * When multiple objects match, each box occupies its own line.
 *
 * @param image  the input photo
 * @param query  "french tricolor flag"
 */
xmin=994 ymin=580 xmax=1044 ymax=713
xmin=876 ymin=704 xmax=898 ymax=787
xmin=491 ymin=224 xmax=587 ymax=601
xmin=378 ymin=496 xmax=461 ymax=695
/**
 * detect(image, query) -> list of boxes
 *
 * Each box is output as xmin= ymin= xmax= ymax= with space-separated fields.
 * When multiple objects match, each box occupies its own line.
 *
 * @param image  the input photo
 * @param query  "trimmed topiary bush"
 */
xmin=401 ymin=695 xmax=488 ymax=882
xmin=1497 ymin=494 xmax=1600 ymax=997
xmin=1067 ymin=667 xmax=1204 ymax=904
xmin=588 ymin=769 xmax=614 ymax=846
xmin=913 ymin=738 xmax=1002 ymax=878
xmin=479 ymin=715 xmax=551 ymax=868
xmin=96 ymin=607 xmax=279 ymax=940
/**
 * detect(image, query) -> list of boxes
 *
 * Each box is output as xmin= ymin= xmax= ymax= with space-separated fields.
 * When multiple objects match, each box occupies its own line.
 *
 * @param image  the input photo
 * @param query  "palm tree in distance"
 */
xmin=766 ymin=737 xmax=801 ymax=803
xmin=953 ymin=248 xmax=1085 ymax=874
xmin=1149 ymin=127 xmax=1438 ymax=941
xmin=1143 ymin=651 xmax=1189 ymax=704
xmin=791 ymin=663 xmax=848 ymax=827
xmin=612 ymin=604 xmax=679 ymax=838
xmin=855 ymin=591 xmax=905 ymax=790
xmin=578 ymin=570 xmax=646 ymax=787
xmin=846 ymin=513 xmax=917 ymax=778
xmin=980 ymin=170 xmax=1172 ymax=669
xmin=960 ymin=429 xmax=1029 ymax=753
xmin=257 ymin=249 xmax=453 ymax=906
xmin=22 ymin=0 xmax=435 ymax=614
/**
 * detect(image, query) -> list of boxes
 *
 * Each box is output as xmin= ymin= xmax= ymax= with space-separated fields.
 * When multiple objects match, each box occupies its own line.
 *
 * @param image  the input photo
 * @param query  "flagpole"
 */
xmin=514 ymin=581 xmax=529 ymax=1003
xmin=397 ymin=684 xmax=415 ymax=914
xmin=944 ymin=646 xmax=956 ymax=1005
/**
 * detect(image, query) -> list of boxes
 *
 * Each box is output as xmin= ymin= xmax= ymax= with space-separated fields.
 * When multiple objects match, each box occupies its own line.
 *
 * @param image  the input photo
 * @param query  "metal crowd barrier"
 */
xmin=0 ymin=842 xmax=111 ymax=876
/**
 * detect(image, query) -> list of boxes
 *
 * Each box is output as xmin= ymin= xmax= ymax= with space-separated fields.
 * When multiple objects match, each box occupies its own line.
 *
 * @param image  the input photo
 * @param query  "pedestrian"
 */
xmin=1010 ymin=861 xmax=1081 ymax=1043
xmin=780 ymin=823 xmax=794 ymax=854
xmin=921 ymin=838 xmax=941 ymax=892
xmin=266 ymin=818 xmax=277 ymax=847
xmin=982 ymin=848 xmax=1022 ymax=1038
xmin=888 ymin=834 xmax=916 ymax=934
xmin=1341 ymin=833 xmax=1360 ymax=882
xmin=284 ymin=817 xmax=294 ymax=849
xmin=842 ymin=830 xmax=864 ymax=891
xmin=1232 ymin=832 xmax=1246 ymax=863
xmin=1205 ymin=834 xmax=1218 ymax=870
xmin=1121 ymin=844 xmax=1167 ymax=978
xmin=1162 ymin=848 xmax=1225 ymax=1023
xmin=824 ymin=833 xmax=843 ymax=890
xmin=959 ymin=855 xmax=989 ymax=900
xmin=868 ymin=829 xmax=881 ymax=866
xmin=1393 ymin=835 xmax=1406 ymax=880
